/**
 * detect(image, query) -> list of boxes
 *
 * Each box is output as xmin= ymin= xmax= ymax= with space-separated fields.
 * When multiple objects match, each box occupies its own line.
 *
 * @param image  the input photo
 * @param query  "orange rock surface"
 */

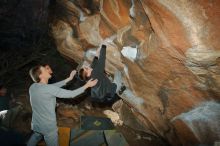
xmin=50 ymin=0 xmax=220 ymax=145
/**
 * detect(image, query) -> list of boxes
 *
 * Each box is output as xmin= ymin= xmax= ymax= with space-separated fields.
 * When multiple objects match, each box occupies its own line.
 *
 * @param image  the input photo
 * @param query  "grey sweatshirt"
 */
xmin=90 ymin=47 xmax=117 ymax=101
xmin=29 ymin=80 xmax=85 ymax=134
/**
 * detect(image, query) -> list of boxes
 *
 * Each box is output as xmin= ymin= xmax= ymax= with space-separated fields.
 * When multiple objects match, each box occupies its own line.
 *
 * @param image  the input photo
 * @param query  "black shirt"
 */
xmin=90 ymin=46 xmax=116 ymax=101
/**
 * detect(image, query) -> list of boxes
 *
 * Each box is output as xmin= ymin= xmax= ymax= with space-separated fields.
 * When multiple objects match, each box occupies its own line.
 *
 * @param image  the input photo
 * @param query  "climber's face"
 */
xmin=39 ymin=66 xmax=52 ymax=81
xmin=84 ymin=66 xmax=93 ymax=77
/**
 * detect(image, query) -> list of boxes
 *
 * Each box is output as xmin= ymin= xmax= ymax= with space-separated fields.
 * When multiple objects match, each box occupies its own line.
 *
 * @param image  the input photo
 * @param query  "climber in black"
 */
xmin=78 ymin=44 xmax=126 ymax=104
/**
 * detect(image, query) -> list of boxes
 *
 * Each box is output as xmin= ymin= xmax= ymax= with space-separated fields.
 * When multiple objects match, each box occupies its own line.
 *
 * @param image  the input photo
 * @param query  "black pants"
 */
xmin=91 ymin=94 xmax=119 ymax=106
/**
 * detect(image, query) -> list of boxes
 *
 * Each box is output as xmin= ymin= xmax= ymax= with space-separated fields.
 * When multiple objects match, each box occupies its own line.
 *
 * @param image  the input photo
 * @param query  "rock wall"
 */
xmin=50 ymin=0 xmax=220 ymax=145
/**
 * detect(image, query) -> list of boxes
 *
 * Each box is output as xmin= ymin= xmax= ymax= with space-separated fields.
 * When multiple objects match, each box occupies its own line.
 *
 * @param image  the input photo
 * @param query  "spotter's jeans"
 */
xmin=27 ymin=129 xmax=58 ymax=146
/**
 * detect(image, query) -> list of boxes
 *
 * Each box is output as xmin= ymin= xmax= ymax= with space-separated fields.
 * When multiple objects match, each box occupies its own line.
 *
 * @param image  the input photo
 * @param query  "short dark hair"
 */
xmin=42 ymin=63 xmax=50 ymax=67
xmin=78 ymin=68 xmax=87 ymax=81
xmin=29 ymin=65 xmax=42 ymax=83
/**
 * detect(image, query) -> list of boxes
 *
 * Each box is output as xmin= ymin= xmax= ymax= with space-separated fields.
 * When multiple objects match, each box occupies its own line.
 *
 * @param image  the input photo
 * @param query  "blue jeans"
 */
xmin=27 ymin=129 xmax=58 ymax=146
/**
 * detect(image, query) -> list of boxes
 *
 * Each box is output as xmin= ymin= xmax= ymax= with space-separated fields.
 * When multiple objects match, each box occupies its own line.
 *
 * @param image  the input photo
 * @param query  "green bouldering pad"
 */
xmin=80 ymin=116 xmax=115 ymax=130
xmin=70 ymin=129 xmax=106 ymax=146
xmin=104 ymin=130 xmax=129 ymax=146
xmin=70 ymin=129 xmax=129 ymax=146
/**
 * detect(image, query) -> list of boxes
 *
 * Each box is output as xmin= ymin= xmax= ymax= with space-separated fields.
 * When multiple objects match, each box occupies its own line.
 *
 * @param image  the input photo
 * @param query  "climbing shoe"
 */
xmin=119 ymin=85 xmax=126 ymax=95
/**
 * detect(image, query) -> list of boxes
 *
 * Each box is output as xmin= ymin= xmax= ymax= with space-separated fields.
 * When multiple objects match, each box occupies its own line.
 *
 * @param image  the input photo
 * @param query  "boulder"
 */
xmin=50 ymin=0 xmax=220 ymax=145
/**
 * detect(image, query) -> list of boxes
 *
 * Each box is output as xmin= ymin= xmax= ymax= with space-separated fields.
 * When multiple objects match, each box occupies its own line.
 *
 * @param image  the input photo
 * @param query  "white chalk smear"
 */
xmin=121 ymin=46 xmax=137 ymax=62
xmin=129 ymin=0 xmax=135 ymax=18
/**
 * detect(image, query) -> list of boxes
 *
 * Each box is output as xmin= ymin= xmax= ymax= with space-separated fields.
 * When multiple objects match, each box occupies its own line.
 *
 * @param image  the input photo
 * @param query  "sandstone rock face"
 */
xmin=50 ymin=0 xmax=220 ymax=145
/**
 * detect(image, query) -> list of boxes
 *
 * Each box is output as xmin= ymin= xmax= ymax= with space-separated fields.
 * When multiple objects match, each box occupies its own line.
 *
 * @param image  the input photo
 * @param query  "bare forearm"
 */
xmin=64 ymin=77 xmax=72 ymax=83
xmin=82 ymin=84 xmax=90 ymax=90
